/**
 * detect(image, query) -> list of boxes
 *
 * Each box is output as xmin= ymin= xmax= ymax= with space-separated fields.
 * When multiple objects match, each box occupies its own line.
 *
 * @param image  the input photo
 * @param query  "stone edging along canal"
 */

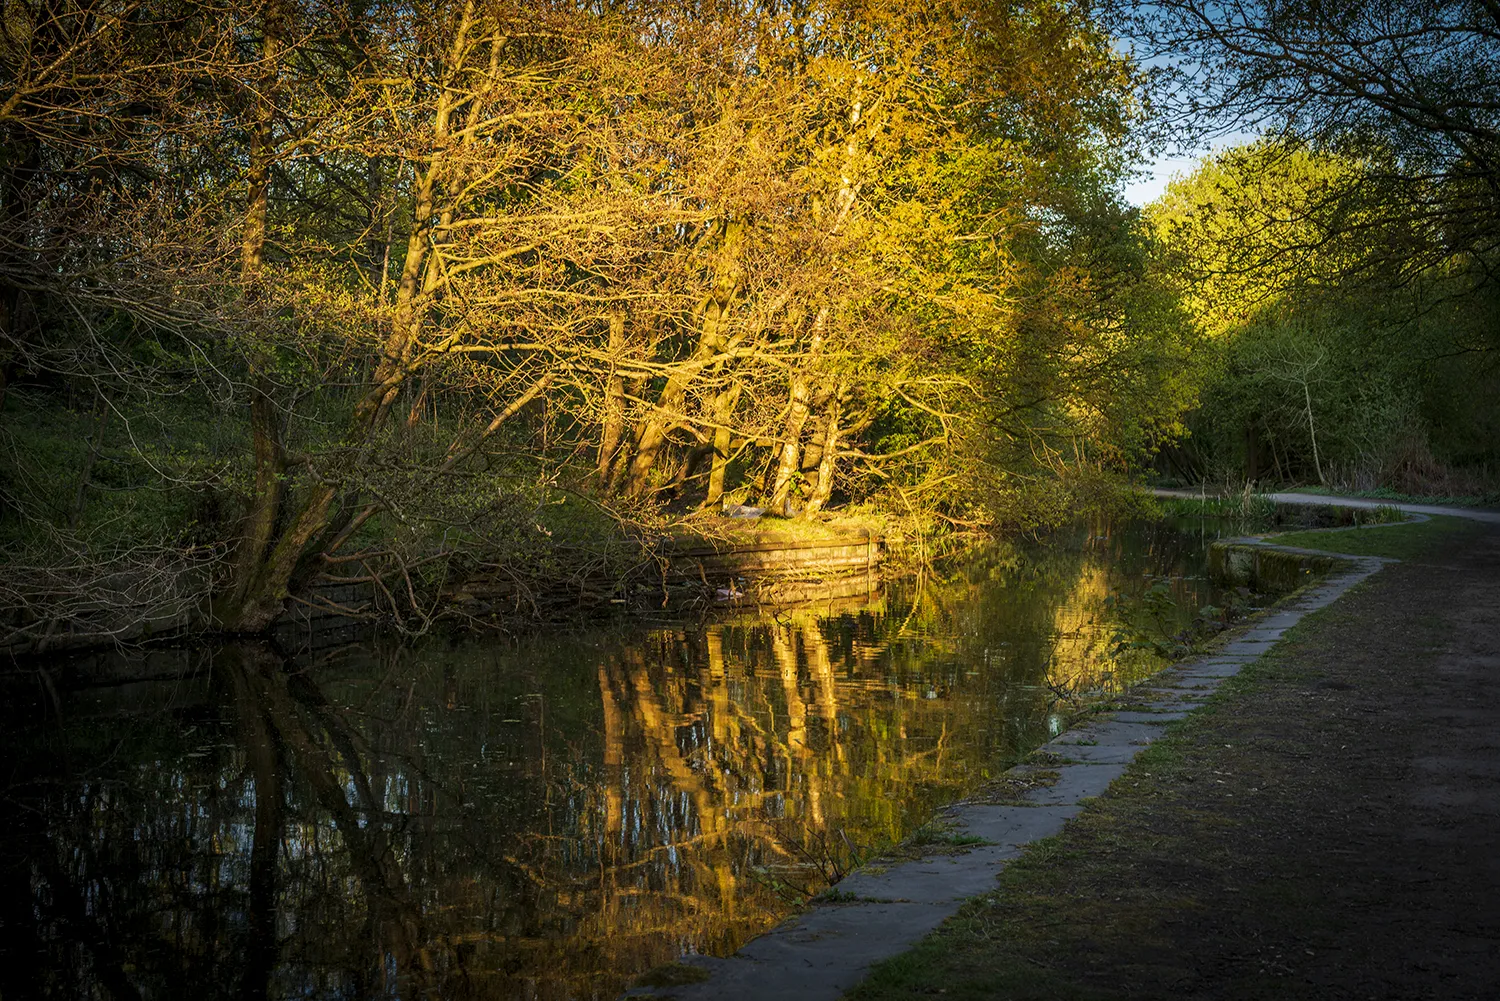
xmin=622 ymin=536 xmax=1396 ymax=1001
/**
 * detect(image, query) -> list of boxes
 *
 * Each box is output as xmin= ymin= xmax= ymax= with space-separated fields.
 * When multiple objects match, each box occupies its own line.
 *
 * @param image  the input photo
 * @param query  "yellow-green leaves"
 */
xmin=1144 ymin=141 xmax=1364 ymax=341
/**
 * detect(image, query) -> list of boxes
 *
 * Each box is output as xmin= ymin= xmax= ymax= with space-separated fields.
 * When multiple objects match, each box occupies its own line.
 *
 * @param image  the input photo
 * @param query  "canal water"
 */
xmin=0 ymin=518 xmax=1232 ymax=1000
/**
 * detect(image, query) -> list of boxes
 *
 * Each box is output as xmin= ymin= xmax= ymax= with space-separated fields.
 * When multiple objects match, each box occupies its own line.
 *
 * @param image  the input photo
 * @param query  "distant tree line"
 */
xmin=1121 ymin=0 xmax=1500 ymax=491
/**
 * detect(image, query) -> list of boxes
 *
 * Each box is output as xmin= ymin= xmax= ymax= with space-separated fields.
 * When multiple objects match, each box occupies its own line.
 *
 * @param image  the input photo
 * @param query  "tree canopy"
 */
xmin=1 ymin=0 xmax=1198 ymax=638
xmin=1119 ymin=0 xmax=1500 ymax=282
xmin=1147 ymin=140 xmax=1500 ymax=489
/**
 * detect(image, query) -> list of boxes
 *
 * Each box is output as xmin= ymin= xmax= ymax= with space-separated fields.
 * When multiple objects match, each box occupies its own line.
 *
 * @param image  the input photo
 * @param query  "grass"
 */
xmin=1153 ymin=491 xmax=1279 ymax=530
xmin=872 ymin=819 xmax=1000 ymax=861
xmin=1267 ymin=514 xmax=1475 ymax=559
xmin=1155 ymin=492 xmax=1406 ymax=533
xmin=842 ymin=635 xmax=1332 ymax=1001
xmin=0 ymin=387 xmax=240 ymax=551
xmin=666 ymin=509 xmax=887 ymax=547
xmin=907 ymin=828 xmax=993 ymax=848
xmin=811 ymin=888 xmax=866 ymax=903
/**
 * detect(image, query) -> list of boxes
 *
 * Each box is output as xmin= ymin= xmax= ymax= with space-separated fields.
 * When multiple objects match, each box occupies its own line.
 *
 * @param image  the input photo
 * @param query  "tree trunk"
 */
xmin=235 ymin=377 xmax=286 ymax=596
xmin=69 ymin=391 xmax=111 ymax=527
xmin=705 ymin=381 xmax=741 ymax=507
xmin=404 ymin=376 xmax=430 ymax=429
xmin=356 ymin=160 xmax=437 ymax=431
xmin=804 ymin=391 xmax=841 ymax=515
xmin=672 ymin=441 xmax=716 ymax=492
xmin=1303 ymin=380 xmax=1325 ymax=485
xmin=351 ymin=2 xmax=474 ymax=434
xmin=623 ymin=302 xmax=724 ymax=497
xmin=799 ymin=381 xmax=836 ymax=473
xmin=769 ymin=375 xmax=811 ymax=515
xmin=801 ymin=413 xmax=827 ymax=473
xmin=227 ymin=6 xmax=288 ymax=625
xmin=217 ymin=7 xmax=474 ymax=631
xmin=623 ymin=218 xmax=742 ymax=497
xmin=769 ymin=307 xmax=827 ymax=515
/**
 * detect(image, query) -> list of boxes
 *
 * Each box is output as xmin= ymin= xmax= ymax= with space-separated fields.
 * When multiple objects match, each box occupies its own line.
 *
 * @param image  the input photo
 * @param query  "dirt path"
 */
xmin=850 ymin=521 xmax=1500 ymax=1000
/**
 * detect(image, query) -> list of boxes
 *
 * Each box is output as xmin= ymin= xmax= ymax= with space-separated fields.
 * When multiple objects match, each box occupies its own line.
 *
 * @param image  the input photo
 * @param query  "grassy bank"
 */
xmin=1152 ymin=491 xmax=1406 ymax=534
xmin=845 ymin=517 xmax=1494 ymax=1000
xmin=1267 ymin=514 xmax=1474 ymax=559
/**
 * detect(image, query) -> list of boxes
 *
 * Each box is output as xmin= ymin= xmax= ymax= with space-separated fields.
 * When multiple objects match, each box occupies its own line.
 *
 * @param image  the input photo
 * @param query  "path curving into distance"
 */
xmin=1152 ymin=486 xmax=1500 ymax=524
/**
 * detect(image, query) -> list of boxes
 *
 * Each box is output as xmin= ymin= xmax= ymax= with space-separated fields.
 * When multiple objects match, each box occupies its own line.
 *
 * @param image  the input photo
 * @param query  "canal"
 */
xmin=0 ymin=517 xmax=1234 ymax=1000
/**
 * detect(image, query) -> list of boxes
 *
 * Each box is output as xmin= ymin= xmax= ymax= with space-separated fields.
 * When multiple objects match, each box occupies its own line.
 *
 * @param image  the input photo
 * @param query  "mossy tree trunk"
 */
xmin=224 ymin=3 xmax=289 ymax=630
xmin=704 ymin=380 xmax=742 ymax=508
xmin=215 ymin=3 xmax=472 ymax=631
xmin=597 ymin=312 xmax=628 ymax=482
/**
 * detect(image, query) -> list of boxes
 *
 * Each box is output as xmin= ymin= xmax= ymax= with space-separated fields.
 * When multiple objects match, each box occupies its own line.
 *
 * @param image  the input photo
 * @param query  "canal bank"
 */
xmin=628 ymin=509 xmax=1500 ymax=1000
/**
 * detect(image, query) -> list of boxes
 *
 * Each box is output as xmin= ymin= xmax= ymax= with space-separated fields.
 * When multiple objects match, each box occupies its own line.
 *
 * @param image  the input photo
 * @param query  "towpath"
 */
xmin=1153 ymin=486 xmax=1500 ymax=523
xmin=848 ymin=512 xmax=1500 ymax=999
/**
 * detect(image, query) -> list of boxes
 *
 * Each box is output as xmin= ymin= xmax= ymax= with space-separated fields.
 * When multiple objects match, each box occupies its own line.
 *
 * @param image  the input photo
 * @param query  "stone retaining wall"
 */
xmin=1208 ymin=541 xmax=1338 ymax=593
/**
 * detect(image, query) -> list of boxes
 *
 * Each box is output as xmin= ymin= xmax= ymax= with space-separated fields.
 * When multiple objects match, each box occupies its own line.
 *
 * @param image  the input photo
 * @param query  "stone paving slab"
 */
xmin=1153 ymin=679 xmax=1225 ymax=694
xmin=1110 ymin=710 xmax=1190 ymax=724
xmin=1050 ymin=719 xmax=1159 ymax=745
xmin=1036 ymin=743 xmax=1134 ymax=764
xmin=1176 ymin=659 xmax=1247 ymax=677
xmin=1220 ymin=639 xmax=1281 ymax=655
xmin=623 ymin=901 xmax=958 ymax=1000
xmin=1126 ymin=688 xmax=1207 ymax=704
xmin=1043 ymin=721 xmax=1159 ymax=763
xmin=830 ymin=846 xmax=1022 ymax=904
xmin=1021 ymin=762 xmax=1130 ymax=805
xmin=623 ymin=542 xmax=1391 ymax=1001
xmin=952 ymin=803 xmax=1083 ymax=847
xmin=1172 ymin=669 xmax=1235 ymax=682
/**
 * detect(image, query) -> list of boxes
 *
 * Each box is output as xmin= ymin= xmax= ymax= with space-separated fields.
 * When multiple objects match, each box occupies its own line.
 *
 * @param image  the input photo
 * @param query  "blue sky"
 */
xmin=1121 ymin=129 xmax=1265 ymax=207
xmin=1122 ymin=151 xmax=1204 ymax=206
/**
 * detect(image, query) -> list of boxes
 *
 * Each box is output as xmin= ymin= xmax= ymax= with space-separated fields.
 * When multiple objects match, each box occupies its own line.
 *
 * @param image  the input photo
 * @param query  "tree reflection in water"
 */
xmin=0 ymin=521 xmax=1222 ymax=1000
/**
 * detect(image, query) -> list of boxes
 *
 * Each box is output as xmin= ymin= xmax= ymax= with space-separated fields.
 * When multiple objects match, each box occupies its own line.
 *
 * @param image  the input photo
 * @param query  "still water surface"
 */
xmin=0 ymin=519 xmax=1229 ymax=1000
